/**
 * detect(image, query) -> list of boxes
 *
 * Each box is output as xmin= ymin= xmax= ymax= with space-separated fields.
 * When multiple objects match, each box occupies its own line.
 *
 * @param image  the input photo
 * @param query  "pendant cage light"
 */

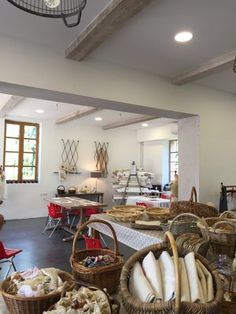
xmin=7 ymin=0 xmax=87 ymax=28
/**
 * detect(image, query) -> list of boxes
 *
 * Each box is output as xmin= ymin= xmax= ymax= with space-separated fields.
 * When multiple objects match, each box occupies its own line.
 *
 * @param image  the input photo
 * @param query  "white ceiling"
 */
xmin=0 ymin=0 xmax=235 ymax=94
xmin=1 ymin=95 xmax=176 ymax=130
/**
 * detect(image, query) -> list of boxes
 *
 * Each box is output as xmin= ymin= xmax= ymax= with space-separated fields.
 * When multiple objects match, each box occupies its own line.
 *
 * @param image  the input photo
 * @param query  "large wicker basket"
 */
xmin=70 ymin=219 xmax=123 ymax=294
xmin=46 ymin=281 xmax=120 ymax=314
xmin=170 ymin=186 xmax=218 ymax=218
xmin=0 ymin=270 xmax=74 ymax=314
xmin=197 ymin=217 xmax=236 ymax=258
xmin=120 ymin=231 xmax=223 ymax=314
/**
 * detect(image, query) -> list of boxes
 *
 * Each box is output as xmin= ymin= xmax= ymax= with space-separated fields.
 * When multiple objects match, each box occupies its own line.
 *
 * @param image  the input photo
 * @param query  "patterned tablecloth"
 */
xmin=89 ymin=213 xmax=164 ymax=250
xmin=126 ymin=196 xmax=170 ymax=207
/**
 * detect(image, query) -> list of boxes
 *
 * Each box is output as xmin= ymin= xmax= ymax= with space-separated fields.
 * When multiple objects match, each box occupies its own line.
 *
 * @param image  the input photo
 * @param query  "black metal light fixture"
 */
xmin=7 ymin=0 xmax=87 ymax=28
xmin=233 ymin=56 xmax=236 ymax=74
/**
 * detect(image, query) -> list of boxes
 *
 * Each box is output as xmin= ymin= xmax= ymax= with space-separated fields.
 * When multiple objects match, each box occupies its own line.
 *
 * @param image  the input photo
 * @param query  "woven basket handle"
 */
xmin=164 ymin=231 xmax=180 ymax=314
xmin=220 ymin=211 xmax=236 ymax=219
xmin=213 ymin=221 xmax=236 ymax=232
xmin=71 ymin=219 xmax=120 ymax=259
xmin=189 ymin=186 xmax=198 ymax=202
xmin=169 ymin=212 xmax=210 ymax=241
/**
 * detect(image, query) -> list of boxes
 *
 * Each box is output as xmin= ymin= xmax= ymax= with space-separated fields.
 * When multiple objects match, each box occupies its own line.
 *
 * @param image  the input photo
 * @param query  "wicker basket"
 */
xmin=198 ymin=218 xmax=236 ymax=258
xmin=70 ymin=219 xmax=123 ymax=294
xmin=170 ymin=186 xmax=218 ymax=218
xmin=107 ymin=209 xmax=143 ymax=222
xmin=169 ymin=213 xmax=210 ymax=256
xmin=120 ymin=231 xmax=223 ymax=314
xmin=47 ymin=281 xmax=120 ymax=314
xmin=145 ymin=207 xmax=171 ymax=221
xmin=112 ymin=205 xmax=146 ymax=211
xmin=0 ymin=270 xmax=74 ymax=314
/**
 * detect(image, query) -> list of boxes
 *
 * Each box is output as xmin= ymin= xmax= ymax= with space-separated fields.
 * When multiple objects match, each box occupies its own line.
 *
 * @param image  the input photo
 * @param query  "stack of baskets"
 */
xmin=0 ymin=270 xmax=74 ymax=314
xmin=120 ymin=231 xmax=223 ymax=314
xmin=107 ymin=205 xmax=145 ymax=222
xmin=70 ymin=219 xmax=124 ymax=294
xmin=169 ymin=213 xmax=210 ymax=256
xmin=197 ymin=211 xmax=236 ymax=257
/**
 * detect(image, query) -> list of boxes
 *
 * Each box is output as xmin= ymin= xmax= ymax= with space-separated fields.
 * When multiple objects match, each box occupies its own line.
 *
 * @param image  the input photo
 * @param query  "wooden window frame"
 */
xmin=3 ymin=120 xmax=39 ymax=184
xmin=169 ymin=139 xmax=178 ymax=182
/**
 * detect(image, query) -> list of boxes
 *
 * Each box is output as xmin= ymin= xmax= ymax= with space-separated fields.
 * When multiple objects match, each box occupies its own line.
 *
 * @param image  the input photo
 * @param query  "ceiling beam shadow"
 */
xmin=55 ymin=107 xmax=101 ymax=124
xmin=0 ymin=95 xmax=24 ymax=117
xmin=65 ymin=0 xmax=153 ymax=61
xmin=102 ymin=115 xmax=158 ymax=130
xmin=172 ymin=51 xmax=236 ymax=85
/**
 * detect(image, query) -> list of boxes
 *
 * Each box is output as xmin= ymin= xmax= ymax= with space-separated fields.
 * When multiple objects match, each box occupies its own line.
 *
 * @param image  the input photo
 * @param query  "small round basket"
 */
xmin=197 ymin=217 xmax=236 ymax=258
xmin=120 ymin=231 xmax=223 ymax=314
xmin=107 ymin=209 xmax=143 ymax=222
xmin=112 ymin=205 xmax=146 ymax=211
xmin=0 ymin=270 xmax=74 ymax=314
xmin=70 ymin=219 xmax=124 ymax=294
xmin=145 ymin=207 xmax=171 ymax=221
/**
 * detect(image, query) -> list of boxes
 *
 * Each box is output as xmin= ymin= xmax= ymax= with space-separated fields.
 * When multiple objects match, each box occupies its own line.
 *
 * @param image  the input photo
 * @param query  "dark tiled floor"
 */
xmin=0 ymin=218 xmax=135 ymax=280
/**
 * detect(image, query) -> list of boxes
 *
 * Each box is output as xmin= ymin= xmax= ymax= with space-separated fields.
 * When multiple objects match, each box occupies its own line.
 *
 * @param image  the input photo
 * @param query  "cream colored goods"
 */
xmin=43 ymin=287 xmax=112 ymax=314
xmin=159 ymin=251 xmax=175 ymax=302
xmin=142 ymin=251 xmax=163 ymax=300
xmin=129 ymin=261 xmax=155 ymax=303
xmin=179 ymin=257 xmax=191 ymax=302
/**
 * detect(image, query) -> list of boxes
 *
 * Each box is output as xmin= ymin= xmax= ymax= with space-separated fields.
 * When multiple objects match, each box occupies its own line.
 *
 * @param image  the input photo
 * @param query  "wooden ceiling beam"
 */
xmin=102 ymin=115 xmax=157 ymax=130
xmin=55 ymin=107 xmax=101 ymax=124
xmin=0 ymin=95 xmax=24 ymax=117
xmin=172 ymin=51 xmax=236 ymax=85
xmin=65 ymin=0 xmax=153 ymax=61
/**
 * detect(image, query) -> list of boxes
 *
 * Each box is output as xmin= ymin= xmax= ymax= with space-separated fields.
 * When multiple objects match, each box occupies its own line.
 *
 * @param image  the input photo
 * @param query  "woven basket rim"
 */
xmin=71 ymin=248 xmax=123 ymax=274
xmin=120 ymin=241 xmax=223 ymax=312
xmin=0 ymin=270 xmax=73 ymax=301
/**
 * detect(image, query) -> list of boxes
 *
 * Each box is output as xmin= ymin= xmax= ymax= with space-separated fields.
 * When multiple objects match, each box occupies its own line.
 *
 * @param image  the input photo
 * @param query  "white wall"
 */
xmin=178 ymin=116 xmax=200 ymax=201
xmin=0 ymin=117 xmax=139 ymax=219
xmin=142 ymin=140 xmax=169 ymax=187
xmin=1 ymin=35 xmax=236 ymax=206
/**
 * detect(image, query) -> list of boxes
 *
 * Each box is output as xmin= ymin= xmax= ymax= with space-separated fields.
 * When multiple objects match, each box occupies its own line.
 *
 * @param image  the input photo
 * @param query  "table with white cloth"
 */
xmin=89 ymin=213 xmax=164 ymax=251
xmin=126 ymin=195 xmax=170 ymax=208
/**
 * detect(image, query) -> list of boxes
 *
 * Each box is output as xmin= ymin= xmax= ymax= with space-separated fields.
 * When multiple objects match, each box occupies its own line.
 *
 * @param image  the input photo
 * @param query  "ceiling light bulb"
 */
xmin=44 ymin=0 xmax=60 ymax=9
xmin=175 ymin=31 xmax=193 ymax=42
xmin=94 ymin=117 xmax=102 ymax=121
xmin=142 ymin=123 xmax=149 ymax=127
xmin=36 ymin=109 xmax=45 ymax=114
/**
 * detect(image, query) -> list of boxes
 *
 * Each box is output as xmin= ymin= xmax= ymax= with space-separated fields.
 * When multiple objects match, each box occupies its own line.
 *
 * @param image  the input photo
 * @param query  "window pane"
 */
xmin=24 ymin=126 xmax=37 ymax=139
xmin=170 ymin=153 xmax=178 ymax=162
xmin=5 ymin=167 xmax=18 ymax=180
xmin=5 ymin=138 xmax=19 ymax=152
xmin=22 ymin=167 xmax=35 ymax=180
xmin=170 ymin=162 xmax=178 ymax=172
xmin=23 ymin=153 xmax=36 ymax=166
xmin=5 ymin=152 xmax=18 ymax=166
xmin=170 ymin=140 xmax=178 ymax=152
xmin=6 ymin=124 xmax=20 ymax=137
xmin=24 ymin=139 xmax=36 ymax=153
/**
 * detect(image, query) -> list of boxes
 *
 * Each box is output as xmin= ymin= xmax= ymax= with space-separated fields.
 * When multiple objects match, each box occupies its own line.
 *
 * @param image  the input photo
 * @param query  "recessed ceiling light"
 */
xmin=94 ymin=117 xmax=103 ymax=121
xmin=142 ymin=123 xmax=149 ymax=127
xmin=36 ymin=109 xmax=44 ymax=114
xmin=175 ymin=31 xmax=193 ymax=43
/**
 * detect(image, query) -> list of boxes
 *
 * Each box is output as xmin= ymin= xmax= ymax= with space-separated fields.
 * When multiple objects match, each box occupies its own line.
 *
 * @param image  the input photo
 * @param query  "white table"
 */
xmin=89 ymin=213 xmax=164 ymax=251
xmin=126 ymin=196 xmax=170 ymax=208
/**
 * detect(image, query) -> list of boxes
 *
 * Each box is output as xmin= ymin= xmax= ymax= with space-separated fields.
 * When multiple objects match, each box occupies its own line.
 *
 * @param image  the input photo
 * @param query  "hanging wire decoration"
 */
xmin=61 ymin=139 xmax=79 ymax=173
xmin=7 ymin=0 xmax=87 ymax=28
xmin=233 ymin=56 xmax=236 ymax=73
xmin=94 ymin=142 xmax=109 ymax=177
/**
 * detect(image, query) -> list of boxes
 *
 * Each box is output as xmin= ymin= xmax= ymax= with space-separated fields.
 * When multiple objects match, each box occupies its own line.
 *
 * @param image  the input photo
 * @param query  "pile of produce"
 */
xmin=6 ymin=267 xmax=63 ymax=297
xmin=44 ymin=287 xmax=114 ymax=314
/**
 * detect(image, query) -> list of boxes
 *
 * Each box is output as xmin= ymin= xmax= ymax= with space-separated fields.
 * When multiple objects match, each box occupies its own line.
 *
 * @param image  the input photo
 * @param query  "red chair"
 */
xmin=69 ymin=207 xmax=100 ymax=229
xmin=42 ymin=203 xmax=67 ymax=238
xmin=0 ymin=241 xmax=22 ymax=279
